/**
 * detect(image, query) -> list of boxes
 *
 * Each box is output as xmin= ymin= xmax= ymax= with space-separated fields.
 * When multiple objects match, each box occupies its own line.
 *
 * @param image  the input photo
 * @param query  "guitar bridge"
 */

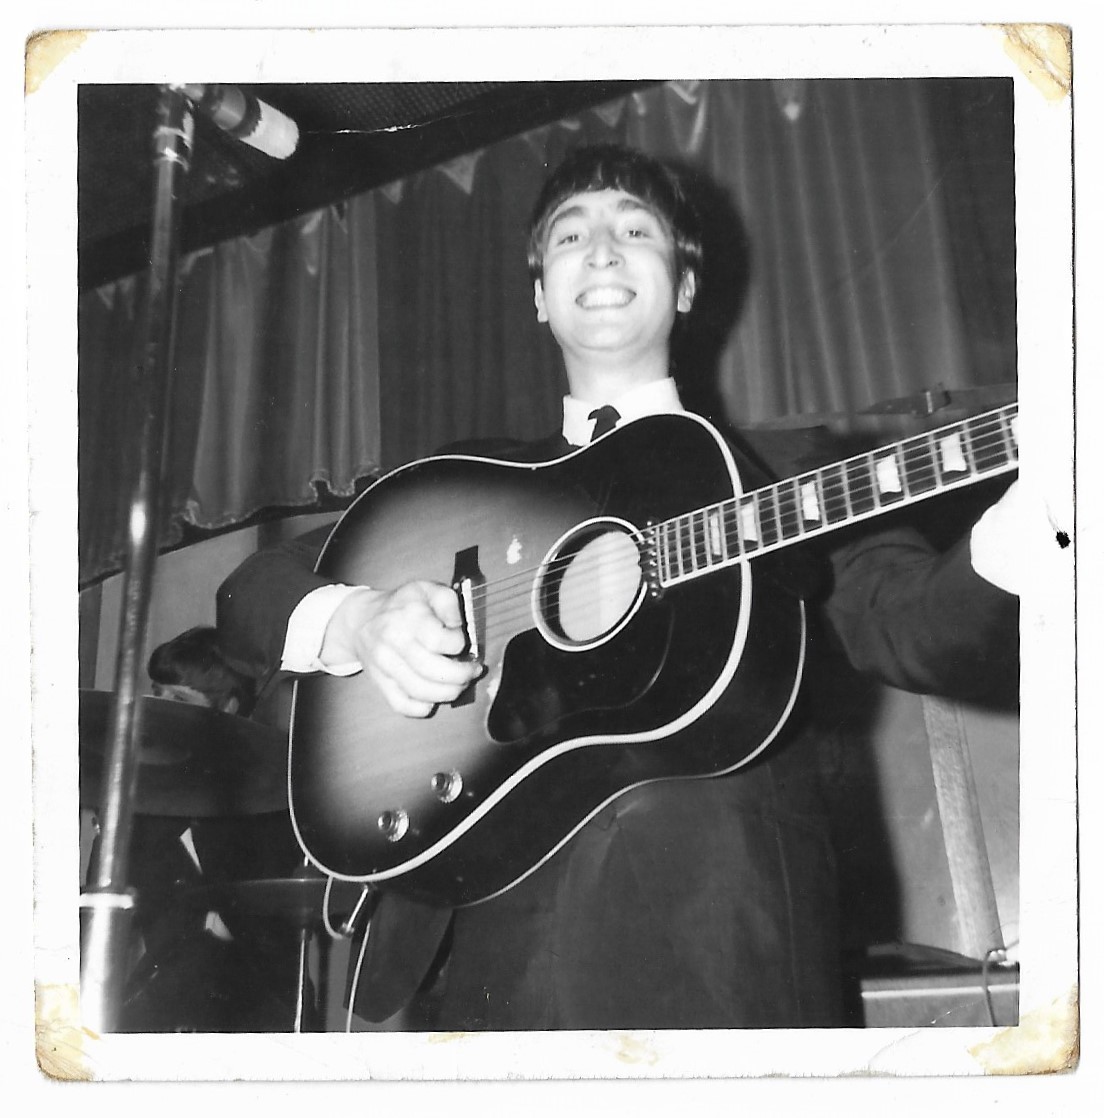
xmin=456 ymin=575 xmax=479 ymax=661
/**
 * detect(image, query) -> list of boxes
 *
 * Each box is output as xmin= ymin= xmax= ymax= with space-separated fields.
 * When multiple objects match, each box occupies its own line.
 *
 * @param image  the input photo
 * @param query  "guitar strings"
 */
xmin=454 ymin=449 xmax=1020 ymax=649
xmin=466 ymin=410 xmax=1016 ymax=605
xmin=456 ymin=417 xmax=1016 ymax=630
xmin=455 ymin=424 xmax=1018 ymax=641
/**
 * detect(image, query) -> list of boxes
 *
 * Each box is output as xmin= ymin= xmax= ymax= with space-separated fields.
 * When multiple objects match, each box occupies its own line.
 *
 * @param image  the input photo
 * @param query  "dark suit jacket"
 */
xmin=216 ymin=420 xmax=1017 ymax=1030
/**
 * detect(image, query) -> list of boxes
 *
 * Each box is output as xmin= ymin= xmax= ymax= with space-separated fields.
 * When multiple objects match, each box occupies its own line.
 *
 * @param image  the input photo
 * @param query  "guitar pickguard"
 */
xmin=487 ymin=607 xmax=673 ymax=744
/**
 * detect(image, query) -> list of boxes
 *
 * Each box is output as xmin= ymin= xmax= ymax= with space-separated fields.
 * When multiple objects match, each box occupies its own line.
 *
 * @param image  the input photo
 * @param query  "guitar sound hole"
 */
xmin=539 ymin=524 xmax=644 ymax=647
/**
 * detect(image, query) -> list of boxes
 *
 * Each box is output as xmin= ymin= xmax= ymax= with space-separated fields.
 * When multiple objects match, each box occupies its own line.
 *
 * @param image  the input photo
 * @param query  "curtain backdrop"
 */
xmin=78 ymin=78 xmax=1015 ymax=585
xmin=79 ymin=197 xmax=382 ymax=583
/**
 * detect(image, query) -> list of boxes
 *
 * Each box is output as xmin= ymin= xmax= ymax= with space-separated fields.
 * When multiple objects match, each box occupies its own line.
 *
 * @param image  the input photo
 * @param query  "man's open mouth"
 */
xmin=577 ymin=286 xmax=634 ymax=309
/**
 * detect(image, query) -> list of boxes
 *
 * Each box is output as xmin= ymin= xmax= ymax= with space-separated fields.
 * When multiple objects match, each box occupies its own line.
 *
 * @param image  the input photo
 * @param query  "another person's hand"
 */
xmin=320 ymin=582 xmax=481 ymax=717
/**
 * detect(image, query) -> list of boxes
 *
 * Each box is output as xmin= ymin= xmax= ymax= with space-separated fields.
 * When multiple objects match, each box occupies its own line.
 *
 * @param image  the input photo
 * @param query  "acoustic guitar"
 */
xmin=288 ymin=405 xmax=1018 ymax=906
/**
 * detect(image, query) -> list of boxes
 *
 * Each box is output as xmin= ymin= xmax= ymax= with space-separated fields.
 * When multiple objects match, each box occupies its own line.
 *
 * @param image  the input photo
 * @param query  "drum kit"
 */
xmin=79 ymin=689 xmax=370 ymax=1032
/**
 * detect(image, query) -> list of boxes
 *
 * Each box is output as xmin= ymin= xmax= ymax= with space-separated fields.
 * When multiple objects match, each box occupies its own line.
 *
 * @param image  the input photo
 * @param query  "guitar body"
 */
xmin=289 ymin=414 xmax=806 ymax=906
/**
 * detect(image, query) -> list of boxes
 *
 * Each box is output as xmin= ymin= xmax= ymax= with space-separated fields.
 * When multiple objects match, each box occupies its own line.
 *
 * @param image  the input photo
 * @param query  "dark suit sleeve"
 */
xmin=215 ymin=436 xmax=559 ymax=682
xmin=821 ymin=522 xmax=1018 ymax=701
xmin=734 ymin=419 xmax=1017 ymax=702
xmin=215 ymin=525 xmax=335 ymax=679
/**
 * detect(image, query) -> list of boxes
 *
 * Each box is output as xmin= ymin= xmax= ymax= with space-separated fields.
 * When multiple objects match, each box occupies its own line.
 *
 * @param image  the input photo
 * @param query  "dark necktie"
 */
xmin=588 ymin=405 xmax=621 ymax=441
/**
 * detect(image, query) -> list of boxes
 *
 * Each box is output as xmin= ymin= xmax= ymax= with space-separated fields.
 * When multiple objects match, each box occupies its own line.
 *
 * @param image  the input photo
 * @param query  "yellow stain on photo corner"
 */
xmin=25 ymin=30 xmax=89 ymax=95
xmin=970 ymin=987 xmax=1079 ymax=1075
xmin=613 ymin=1032 xmax=660 ymax=1067
xmin=35 ymin=983 xmax=93 ymax=1081
xmin=1000 ymin=24 xmax=1072 ymax=101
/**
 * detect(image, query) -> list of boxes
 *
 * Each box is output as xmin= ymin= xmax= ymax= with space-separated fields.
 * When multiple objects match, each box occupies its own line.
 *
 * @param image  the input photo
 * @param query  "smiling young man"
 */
xmin=533 ymin=188 xmax=696 ymax=397
xmin=216 ymin=144 xmax=1019 ymax=1030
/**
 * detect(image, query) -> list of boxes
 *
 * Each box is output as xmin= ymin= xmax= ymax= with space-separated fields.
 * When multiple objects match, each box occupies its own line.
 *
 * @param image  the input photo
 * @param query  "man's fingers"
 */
xmin=369 ymin=643 xmax=476 ymax=706
xmin=382 ymin=584 xmax=470 ymax=656
xmin=368 ymin=668 xmax=436 ymax=719
xmin=422 ymin=582 xmax=465 ymax=630
xmin=346 ymin=579 xmax=482 ymax=717
xmin=415 ymin=613 xmax=469 ymax=657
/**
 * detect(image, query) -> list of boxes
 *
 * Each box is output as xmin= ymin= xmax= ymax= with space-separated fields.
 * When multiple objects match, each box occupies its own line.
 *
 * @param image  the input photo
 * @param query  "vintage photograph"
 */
xmin=25 ymin=21 xmax=1077 ymax=1085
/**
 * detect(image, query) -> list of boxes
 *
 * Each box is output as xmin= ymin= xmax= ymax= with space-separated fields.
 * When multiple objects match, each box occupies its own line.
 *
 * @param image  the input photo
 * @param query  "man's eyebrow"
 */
xmin=545 ymin=203 xmax=586 ymax=236
xmin=545 ymin=196 xmax=660 ymax=237
xmin=614 ymin=197 xmax=655 ymax=216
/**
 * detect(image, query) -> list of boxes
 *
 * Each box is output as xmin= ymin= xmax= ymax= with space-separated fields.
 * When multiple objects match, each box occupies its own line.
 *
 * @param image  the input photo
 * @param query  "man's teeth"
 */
xmin=578 ymin=287 xmax=633 ymax=309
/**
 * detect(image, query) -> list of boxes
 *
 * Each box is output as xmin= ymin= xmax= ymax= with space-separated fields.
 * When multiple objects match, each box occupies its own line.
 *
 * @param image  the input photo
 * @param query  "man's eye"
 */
xmin=556 ymin=232 xmax=580 ymax=245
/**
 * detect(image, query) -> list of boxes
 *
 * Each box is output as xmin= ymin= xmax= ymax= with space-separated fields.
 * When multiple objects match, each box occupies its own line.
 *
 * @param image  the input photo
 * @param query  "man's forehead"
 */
xmin=546 ymin=190 xmax=657 ymax=226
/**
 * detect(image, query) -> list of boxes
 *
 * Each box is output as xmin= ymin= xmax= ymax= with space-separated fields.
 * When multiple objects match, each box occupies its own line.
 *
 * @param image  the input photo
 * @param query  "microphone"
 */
xmin=180 ymin=84 xmax=299 ymax=160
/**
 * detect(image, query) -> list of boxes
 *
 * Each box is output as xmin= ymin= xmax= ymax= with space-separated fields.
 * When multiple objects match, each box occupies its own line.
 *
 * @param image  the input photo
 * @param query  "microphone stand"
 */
xmin=79 ymin=85 xmax=193 ymax=1033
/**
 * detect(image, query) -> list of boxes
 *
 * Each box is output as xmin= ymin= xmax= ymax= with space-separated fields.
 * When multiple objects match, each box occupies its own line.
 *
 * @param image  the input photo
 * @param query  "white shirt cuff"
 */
xmin=281 ymin=583 xmax=369 ymax=675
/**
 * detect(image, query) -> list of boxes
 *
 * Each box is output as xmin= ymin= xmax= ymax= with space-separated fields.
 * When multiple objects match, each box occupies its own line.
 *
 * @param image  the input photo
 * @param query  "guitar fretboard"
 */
xmin=651 ymin=404 xmax=1018 ymax=587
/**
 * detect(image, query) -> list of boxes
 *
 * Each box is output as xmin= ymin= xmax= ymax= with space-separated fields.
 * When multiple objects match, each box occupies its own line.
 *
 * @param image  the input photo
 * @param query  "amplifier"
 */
xmin=848 ymin=943 xmax=1019 ymax=1028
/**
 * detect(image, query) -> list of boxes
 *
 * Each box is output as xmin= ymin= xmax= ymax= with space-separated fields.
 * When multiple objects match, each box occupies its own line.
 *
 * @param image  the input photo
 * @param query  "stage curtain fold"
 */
xmin=79 ymin=195 xmax=381 ymax=583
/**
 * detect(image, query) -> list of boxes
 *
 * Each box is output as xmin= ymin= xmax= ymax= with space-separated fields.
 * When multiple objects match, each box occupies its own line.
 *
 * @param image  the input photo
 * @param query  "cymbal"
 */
xmin=859 ymin=383 xmax=1017 ymax=416
xmin=80 ymin=689 xmax=288 ymax=817
xmin=747 ymin=383 xmax=1017 ymax=431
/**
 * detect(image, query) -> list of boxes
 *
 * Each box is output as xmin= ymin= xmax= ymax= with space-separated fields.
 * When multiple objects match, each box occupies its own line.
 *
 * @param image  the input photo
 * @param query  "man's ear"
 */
xmin=677 ymin=270 xmax=697 ymax=314
xmin=222 ymin=696 xmax=240 ymax=715
xmin=534 ymin=279 xmax=549 ymax=324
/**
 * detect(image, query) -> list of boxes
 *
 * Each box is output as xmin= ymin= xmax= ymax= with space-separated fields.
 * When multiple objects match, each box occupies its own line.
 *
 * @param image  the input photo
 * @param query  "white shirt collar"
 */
xmin=562 ymin=377 xmax=684 ymax=445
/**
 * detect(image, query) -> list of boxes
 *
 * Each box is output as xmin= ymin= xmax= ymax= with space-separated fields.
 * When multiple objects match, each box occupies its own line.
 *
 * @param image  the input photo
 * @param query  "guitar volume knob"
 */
xmin=377 ymin=809 xmax=409 ymax=842
xmin=431 ymin=770 xmax=463 ymax=803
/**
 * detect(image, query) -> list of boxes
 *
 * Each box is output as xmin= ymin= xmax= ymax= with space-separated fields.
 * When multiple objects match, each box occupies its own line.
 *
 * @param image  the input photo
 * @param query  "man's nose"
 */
xmin=586 ymin=227 xmax=621 ymax=267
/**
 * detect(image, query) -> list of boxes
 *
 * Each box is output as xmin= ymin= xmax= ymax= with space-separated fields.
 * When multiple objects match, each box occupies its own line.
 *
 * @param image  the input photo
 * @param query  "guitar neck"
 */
xmin=652 ymin=404 xmax=1018 ymax=587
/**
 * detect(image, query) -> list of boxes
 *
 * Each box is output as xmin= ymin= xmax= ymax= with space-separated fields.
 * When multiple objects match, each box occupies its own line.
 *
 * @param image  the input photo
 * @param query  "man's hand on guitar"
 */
xmin=321 ymin=582 xmax=482 ymax=718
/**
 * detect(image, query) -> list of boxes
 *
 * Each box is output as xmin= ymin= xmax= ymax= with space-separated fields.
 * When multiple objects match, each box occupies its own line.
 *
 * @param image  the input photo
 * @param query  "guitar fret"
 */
xmin=819 ymin=463 xmax=851 ymax=524
xmin=707 ymin=506 xmax=727 ymax=563
xmin=866 ymin=453 xmax=880 ymax=511
xmin=739 ymin=493 xmax=760 ymax=552
xmin=902 ymin=433 xmax=939 ymax=496
xmin=773 ymin=485 xmax=787 ymax=543
xmin=998 ymin=408 xmax=1018 ymax=461
xmin=873 ymin=450 xmax=905 ymax=504
xmin=923 ymin=431 xmax=945 ymax=495
xmin=960 ymin=419 xmax=980 ymax=476
xmin=680 ymin=514 xmax=693 ymax=573
xmin=784 ymin=478 xmax=804 ymax=539
xmin=970 ymin=413 xmax=1009 ymax=473
xmin=934 ymin=428 xmax=968 ymax=480
xmin=838 ymin=457 xmax=867 ymax=518
xmin=759 ymin=488 xmax=780 ymax=548
xmin=895 ymin=443 xmax=912 ymax=499
xmin=798 ymin=474 xmax=823 ymax=526
xmin=720 ymin=502 xmax=738 ymax=560
xmin=693 ymin=510 xmax=708 ymax=570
